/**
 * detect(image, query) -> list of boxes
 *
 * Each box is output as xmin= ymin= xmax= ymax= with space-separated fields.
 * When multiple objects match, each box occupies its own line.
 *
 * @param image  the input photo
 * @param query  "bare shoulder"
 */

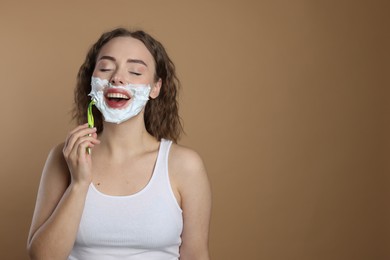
xmin=168 ymin=143 xmax=211 ymax=203
xmin=45 ymin=142 xmax=69 ymax=174
xmin=40 ymin=142 xmax=70 ymax=192
xmin=47 ymin=142 xmax=66 ymax=162
xmin=169 ymin=143 xmax=207 ymax=176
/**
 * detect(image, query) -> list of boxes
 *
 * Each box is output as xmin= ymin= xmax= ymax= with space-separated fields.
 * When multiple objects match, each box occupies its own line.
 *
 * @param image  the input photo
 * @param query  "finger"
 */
xmin=71 ymin=134 xmax=100 ymax=156
xmin=64 ymin=127 xmax=97 ymax=156
xmin=86 ymin=139 xmax=99 ymax=155
xmin=76 ymin=138 xmax=97 ymax=158
xmin=69 ymin=123 xmax=89 ymax=136
xmin=65 ymin=124 xmax=89 ymax=142
xmin=64 ymin=124 xmax=89 ymax=151
xmin=72 ymin=134 xmax=100 ymax=151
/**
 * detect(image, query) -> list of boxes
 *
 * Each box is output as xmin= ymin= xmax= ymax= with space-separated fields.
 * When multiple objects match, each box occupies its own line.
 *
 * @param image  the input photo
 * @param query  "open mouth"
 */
xmin=104 ymin=89 xmax=131 ymax=109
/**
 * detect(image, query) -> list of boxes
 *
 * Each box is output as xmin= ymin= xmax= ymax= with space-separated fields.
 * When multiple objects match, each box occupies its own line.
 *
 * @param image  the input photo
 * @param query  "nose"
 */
xmin=110 ymin=71 xmax=126 ymax=86
xmin=110 ymin=77 xmax=125 ymax=86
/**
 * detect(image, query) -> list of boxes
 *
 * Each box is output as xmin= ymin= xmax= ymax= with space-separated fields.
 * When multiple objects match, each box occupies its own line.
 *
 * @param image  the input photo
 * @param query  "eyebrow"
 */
xmin=98 ymin=56 xmax=148 ymax=67
xmin=128 ymin=59 xmax=148 ymax=67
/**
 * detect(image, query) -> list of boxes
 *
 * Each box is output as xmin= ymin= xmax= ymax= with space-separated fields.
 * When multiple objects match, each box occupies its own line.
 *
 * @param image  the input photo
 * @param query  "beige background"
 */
xmin=0 ymin=0 xmax=389 ymax=259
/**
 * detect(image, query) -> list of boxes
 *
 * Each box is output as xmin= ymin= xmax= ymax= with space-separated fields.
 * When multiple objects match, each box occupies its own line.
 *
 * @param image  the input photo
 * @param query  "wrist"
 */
xmin=69 ymin=181 xmax=90 ymax=193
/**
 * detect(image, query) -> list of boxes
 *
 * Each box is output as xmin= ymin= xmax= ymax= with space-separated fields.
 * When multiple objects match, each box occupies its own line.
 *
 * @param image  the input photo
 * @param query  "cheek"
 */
xmin=138 ymin=68 xmax=154 ymax=82
xmin=92 ymin=69 xmax=99 ymax=77
xmin=92 ymin=70 xmax=105 ymax=78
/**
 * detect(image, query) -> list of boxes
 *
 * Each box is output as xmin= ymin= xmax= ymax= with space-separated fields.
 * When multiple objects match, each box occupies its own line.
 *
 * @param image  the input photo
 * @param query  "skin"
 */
xmin=27 ymin=37 xmax=212 ymax=260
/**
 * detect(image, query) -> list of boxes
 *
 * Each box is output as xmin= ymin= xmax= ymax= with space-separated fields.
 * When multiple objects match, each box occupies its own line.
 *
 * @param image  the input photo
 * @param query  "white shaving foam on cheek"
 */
xmin=89 ymin=76 xmax=151 ymax=124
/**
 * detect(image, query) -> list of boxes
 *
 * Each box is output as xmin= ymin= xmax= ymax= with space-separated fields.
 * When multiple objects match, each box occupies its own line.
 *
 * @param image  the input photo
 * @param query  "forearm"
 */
xmin=28 ymin=183 xmax=89 ymax=260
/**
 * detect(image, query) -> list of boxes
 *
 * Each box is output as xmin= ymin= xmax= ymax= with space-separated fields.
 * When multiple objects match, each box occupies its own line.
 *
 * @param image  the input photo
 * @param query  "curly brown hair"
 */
xmin=73 ymin=28 xmax=183 ymax=142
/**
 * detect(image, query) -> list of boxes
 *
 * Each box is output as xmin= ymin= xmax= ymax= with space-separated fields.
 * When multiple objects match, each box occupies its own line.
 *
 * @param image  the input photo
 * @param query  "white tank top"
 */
xmin=68 ymin=139 xmax=183 ymax=260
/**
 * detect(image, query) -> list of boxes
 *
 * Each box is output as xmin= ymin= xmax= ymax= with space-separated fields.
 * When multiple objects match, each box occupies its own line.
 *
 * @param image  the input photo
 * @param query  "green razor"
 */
xmin=87 ymin=100 xmax=96 ymax=154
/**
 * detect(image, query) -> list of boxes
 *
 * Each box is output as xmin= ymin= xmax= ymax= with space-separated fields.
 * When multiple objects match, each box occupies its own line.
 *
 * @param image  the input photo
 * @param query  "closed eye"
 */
xmin=130 ymin=72 xmax=142 ymax=76
xmin=100 ymin=69 xmax=112 ymax=72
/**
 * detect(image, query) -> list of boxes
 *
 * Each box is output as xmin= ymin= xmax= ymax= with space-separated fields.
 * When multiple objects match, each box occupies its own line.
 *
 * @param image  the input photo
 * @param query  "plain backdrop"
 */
xmin=0 ymin=1 xmax=389 ymax=259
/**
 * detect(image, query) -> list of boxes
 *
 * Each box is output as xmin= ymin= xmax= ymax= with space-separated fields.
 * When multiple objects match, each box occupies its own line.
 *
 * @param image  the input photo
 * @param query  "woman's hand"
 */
xmin=63 ymin=123 xmax=100 ymax=185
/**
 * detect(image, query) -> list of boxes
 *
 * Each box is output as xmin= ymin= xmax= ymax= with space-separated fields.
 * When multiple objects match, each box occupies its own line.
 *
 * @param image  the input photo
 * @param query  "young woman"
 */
xmin=27 ymin=28 xmax=212 ymax=260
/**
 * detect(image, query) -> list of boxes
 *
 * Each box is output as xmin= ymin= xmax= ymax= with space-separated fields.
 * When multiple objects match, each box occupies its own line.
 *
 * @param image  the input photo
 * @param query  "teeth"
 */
xmin=106 ymin=93 xmax=129 ymax=99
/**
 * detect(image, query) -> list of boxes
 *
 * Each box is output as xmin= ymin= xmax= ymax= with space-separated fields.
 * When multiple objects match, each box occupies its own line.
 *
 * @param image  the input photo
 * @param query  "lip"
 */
xmin=104 ymin=88 xmax=131 ymax=109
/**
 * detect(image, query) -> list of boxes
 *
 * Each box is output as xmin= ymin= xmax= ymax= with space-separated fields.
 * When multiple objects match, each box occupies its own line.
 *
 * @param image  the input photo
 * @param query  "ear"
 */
xmin=149 ymin=78 xmax=162 ymax=99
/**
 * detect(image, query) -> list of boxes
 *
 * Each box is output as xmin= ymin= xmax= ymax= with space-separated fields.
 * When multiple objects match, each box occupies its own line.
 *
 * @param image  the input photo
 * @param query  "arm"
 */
xmin=170 ymin=145 xmax=212 ymax=260
xmin=27 ymin=124 xmax=99 ymax=260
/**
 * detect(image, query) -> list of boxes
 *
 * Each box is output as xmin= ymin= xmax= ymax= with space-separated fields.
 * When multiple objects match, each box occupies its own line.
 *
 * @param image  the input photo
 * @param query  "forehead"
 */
xmin=97 ymin=36 xmax=154 ymax=65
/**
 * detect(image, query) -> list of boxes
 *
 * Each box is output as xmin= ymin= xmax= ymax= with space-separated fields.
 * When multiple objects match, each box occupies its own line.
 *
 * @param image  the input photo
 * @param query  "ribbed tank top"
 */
xmin=68 ymin=139 xmax=183 ymax=260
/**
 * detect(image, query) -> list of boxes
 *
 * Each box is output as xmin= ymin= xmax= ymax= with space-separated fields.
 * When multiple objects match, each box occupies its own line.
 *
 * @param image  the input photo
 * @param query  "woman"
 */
xmin=27 ymin=28 xmax=212 ymax=260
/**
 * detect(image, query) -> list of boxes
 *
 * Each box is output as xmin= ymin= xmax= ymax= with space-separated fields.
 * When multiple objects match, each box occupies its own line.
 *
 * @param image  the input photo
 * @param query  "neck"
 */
xmin=97 ymin=114 xmax=159 ymax=158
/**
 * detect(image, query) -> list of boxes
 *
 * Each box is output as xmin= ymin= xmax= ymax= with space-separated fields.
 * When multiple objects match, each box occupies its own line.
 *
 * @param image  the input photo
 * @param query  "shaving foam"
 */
xmin=89 ymin=77 xmax=151 ymax=124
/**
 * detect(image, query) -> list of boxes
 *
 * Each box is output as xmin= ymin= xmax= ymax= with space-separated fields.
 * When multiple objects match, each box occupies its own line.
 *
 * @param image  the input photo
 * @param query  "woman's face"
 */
xmin=93 ymin=36 xmax=157 ymax=86
xmin=89 ymin=36 xmax=161 ymax=123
